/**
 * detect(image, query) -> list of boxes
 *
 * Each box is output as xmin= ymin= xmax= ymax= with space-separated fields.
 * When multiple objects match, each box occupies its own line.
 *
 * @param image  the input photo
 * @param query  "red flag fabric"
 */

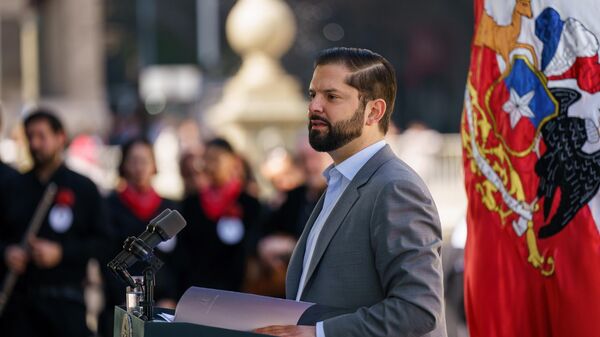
xmin=462 ymin=1 xmax=600 ymax=337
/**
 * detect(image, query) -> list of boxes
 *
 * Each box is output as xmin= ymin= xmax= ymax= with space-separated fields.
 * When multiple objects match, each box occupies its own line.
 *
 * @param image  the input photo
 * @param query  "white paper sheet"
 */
xmin=174 ymin=287 xmax=315 ymax=331
xmin=156 ymin=312 xmax=175 ymax=322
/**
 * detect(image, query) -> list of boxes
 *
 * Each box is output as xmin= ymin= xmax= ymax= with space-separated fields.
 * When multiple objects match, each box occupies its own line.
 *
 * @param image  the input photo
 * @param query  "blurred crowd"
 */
xmin=0 ymin=106 xmax=468 ymax=337
xmin=0 ymin=108 xmax=333 ymax=337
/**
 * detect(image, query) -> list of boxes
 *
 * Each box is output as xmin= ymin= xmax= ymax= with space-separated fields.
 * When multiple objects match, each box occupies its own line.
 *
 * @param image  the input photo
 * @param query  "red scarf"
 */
xmin=199 ymin=180 xmax=243 ymax=221
xmin=119 ymin=184 xmax=162 ymax=221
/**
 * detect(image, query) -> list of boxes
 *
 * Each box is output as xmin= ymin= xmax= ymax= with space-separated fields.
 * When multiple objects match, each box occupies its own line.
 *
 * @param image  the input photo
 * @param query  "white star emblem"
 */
xmin=503 ymin=88 xmax=535 ymax=128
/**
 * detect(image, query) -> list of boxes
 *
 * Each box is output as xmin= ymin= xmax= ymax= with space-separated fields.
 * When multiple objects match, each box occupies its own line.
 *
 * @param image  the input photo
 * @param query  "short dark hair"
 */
xmin=118 ymin=138 xmax=156 ymax=178
xmin=24 ymin=108 xmax=65 ymax=134
xmin=205 ymin=137 xmax=235 ymax=154
xmin=315 ymin=47 xmax=397 ymax=133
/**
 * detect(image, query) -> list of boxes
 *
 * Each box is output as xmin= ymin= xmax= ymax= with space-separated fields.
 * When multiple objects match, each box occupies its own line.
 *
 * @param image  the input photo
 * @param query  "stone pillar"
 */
xmin=206 ymin=0 xmax=307 ymax=196
xmin=0 ymin=0 xmax=26 ymax=133
xmin=37 ymin=0 xmax=109 ymax=135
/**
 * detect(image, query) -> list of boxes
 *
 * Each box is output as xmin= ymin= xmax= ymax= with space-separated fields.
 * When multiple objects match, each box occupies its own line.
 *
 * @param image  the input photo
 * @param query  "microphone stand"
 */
xmin=142 ymin=267 xmax=156 ymax=320
xmin=109 ymin=235 xmax=164 ymax=321
xmin=107 ymin=208 xmax=186 ymax=321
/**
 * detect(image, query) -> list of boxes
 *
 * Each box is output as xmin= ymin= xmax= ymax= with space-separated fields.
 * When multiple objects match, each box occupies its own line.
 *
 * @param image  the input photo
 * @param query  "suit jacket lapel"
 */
xmin=300 ymin=145 xmax=396 ymax=297
xmin=286 ymin=191 xmax=325 ymax=299
xmin=302 ymin=187 xmax=359 ymax=291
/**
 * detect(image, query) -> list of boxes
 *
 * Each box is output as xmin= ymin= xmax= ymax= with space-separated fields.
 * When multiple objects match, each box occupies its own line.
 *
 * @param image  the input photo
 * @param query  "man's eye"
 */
xmin=328 ymin=95 xmax=338 ymax=100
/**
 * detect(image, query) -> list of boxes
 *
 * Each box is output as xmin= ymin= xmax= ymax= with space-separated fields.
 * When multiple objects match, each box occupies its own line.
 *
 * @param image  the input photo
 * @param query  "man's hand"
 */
xmin=4 ymin=245 xmax=29 ymax=274
xmin=254 ymin=325 xmax=316 ymax=337
xmin=156 ymin=298 xmax=177 ymax=309
xmin=28 ymin=237 xmax=63 ymax=269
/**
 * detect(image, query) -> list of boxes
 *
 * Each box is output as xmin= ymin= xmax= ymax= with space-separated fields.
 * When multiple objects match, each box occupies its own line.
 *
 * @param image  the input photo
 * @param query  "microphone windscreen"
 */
xmin=149 ymin=209 xmax=172 ymax=226
xmin=155 ymin=210 xmax=187 ymax=240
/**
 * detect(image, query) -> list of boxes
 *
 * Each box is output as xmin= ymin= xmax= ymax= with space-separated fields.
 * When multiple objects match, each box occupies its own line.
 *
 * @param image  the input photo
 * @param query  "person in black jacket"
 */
xmin=1 ymin=109 xmax=112 ymax=337
xmin=0 ymin=109 xmax=18 ymax=226
xmin=99 ymin=138 xmax=181 ymax=337
xmin=0 ymin=109 xmax=21 ymax=336
xmin=179 ymin=138 xmax=261 ymax=294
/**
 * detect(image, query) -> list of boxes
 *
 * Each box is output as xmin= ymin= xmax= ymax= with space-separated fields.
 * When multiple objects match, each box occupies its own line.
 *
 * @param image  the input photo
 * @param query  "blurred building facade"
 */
xmin=0 ymin=0 xmax=109 ymax=136
xmin=1 ymin=0 xmax=472 ymax=212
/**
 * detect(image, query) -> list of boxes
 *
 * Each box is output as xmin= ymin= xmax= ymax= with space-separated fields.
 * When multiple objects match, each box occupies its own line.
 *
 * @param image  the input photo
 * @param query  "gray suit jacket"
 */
xmin=286 ymin=145 xmax=447 ymax=337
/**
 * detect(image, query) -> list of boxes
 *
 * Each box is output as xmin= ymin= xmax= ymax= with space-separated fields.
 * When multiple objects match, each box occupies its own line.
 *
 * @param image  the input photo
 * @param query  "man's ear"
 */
xmin=58 ymin=131 xmax=68 ymax=148
xmin=365 ymin=99 xmax=386 ymax=126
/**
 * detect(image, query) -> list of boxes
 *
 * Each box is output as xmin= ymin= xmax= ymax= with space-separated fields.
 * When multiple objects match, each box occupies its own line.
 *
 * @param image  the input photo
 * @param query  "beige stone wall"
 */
xmin=0 ymin=0 xmax=25 ymax=17
xmin=38 ymin=0 xmax=109 ymax=135
xmin=0 ymin=0 xmax=26 ymax=135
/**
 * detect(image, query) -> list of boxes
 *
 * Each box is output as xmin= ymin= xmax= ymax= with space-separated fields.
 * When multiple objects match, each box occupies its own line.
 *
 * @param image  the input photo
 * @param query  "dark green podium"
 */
xmin=114 ymin=306 xmax=267 ymax=337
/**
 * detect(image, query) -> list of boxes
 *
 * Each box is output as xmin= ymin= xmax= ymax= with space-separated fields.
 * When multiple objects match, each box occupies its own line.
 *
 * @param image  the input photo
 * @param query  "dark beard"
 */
xmin=309 ymin=105 xmax=364 ymax=152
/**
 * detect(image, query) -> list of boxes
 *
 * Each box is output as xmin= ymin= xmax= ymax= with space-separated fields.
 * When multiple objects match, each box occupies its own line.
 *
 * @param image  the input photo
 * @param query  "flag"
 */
xmin=462 ymin=1 xmax=600 ymax=336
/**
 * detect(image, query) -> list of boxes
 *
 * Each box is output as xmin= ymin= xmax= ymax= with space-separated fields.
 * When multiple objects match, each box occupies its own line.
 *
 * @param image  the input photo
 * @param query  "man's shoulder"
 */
xmin=59 ymin=165 xmax=100 ymax=193
xmin=372 ymin=155 xmax=426 ymax=185
xmin=0 ymin=161 xmax=18 ymax=174
xmin=360 ymin=154 xmax=434 ymax=204
xmin=0 ymin=161 xmax=19 ymax=183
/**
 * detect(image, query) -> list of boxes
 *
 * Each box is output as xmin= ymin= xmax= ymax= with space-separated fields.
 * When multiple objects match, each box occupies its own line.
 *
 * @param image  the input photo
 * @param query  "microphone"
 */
xmin=108 ymin=209 xmax=186 ymax=286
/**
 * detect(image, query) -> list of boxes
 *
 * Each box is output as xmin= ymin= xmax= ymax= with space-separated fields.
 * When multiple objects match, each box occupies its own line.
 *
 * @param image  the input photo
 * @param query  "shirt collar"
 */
xmin=323 ymin=140 xmax=387 ymax=182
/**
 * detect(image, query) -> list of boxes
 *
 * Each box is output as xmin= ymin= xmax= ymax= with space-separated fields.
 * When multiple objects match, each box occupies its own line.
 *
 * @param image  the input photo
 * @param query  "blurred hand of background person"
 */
xmin=261 ymin=147 xmax=305 ymax=207
xmin=4 ymin=245 xmax=29 ymax=274
xmin=28 ymin=236 xmax=63 ymax=269
xmin=257 ymin=234 xmax=296 ymax=271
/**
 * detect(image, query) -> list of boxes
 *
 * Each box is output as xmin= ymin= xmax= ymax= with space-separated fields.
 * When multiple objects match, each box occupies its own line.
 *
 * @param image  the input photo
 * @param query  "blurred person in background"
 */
xmin=99 ymin=138 xmax=181 ymax=337
xmin=179 ymin=138 xmax=261 ymax=294
xmin=0 ymin=109 xmax=19 ymax=224
xmin=263 ymin=141 xmax=331 ymax=239
xmin=260 ymin=147 xmax=306 ymax=209
xmin=247 ymin=141 xmax=330 ymax=297
xmin=394 ymin=121 xmax=442 ymax=182
xmin=179 ymin=147 xmax=207 ymax=198
xmin=0 ymin=109 xmax=21 ymax=335
xmin=0 ymin=109 xmax=112 ymax=337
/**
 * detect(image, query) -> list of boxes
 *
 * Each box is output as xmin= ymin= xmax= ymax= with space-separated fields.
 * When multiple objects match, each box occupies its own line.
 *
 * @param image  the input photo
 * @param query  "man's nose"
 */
xmin=308 ymin=96 xmax=323 ymax=114
xmin=28 ymin=138 xmax=42 ymax=149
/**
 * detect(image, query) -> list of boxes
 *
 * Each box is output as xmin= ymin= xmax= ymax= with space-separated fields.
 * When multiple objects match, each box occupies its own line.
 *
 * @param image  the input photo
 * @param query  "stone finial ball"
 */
xmin=226 ymin=0 xmax=297 ymax=58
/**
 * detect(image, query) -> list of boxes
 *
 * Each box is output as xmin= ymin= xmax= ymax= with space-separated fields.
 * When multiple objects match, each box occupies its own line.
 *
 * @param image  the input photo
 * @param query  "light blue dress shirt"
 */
xmin=294 ymin=140 xmax=387 ymax=337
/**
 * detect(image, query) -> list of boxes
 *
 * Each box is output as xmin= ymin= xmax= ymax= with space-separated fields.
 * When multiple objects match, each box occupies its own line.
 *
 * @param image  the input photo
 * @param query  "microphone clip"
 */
xmin=122 ymin=236 xmax=164 ymax=272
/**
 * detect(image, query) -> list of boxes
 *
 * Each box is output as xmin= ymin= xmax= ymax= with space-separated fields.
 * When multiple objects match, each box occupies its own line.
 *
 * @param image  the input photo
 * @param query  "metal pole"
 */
xmin=20 ymin=9 xmax=40 ymax=104
xmin=136 ymin=0 xmax=157 ymax=69
xmin=142 ymin=267 xmax=155 ymax=321
xmin=196 ymin=0 xmax=220 ymax=70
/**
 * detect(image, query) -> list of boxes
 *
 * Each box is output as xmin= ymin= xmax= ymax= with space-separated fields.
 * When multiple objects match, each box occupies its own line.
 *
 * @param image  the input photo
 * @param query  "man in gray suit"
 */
xmin=256 ymin=47 xmax=446 ymax=337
